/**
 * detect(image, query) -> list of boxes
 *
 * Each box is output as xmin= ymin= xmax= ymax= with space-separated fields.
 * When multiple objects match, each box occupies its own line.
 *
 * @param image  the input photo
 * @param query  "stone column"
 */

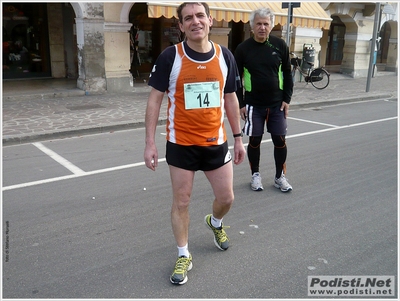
xmin=103 ymin=22 xmax=133 ymax=92
xmin=47 ymin=3 xmax=66 ymax=78
xmin=75 ymin=11 xmax=106 ymax=93
xmin=342 ymin=31 xmax=375 ymax=78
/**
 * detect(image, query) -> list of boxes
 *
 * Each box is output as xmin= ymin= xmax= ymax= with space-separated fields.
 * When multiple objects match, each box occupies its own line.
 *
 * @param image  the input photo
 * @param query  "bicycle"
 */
xmin=290 ymin=52 xmax=330 ymax=90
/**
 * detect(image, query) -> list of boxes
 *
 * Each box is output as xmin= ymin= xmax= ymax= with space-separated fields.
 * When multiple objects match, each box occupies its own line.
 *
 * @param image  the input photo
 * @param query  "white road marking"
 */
xmin=32 ymin=142 xmax=85 ymax=175
xmin=3 ymin=117 xmax=397 ymax=192
xmin=2 ymin=159 xmax=166 ymax=191
xmin=287 ymin=117 xmax=340 ymax=128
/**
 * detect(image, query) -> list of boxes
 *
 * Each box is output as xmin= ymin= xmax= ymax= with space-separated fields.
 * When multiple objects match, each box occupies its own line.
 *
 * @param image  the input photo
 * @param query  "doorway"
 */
xmin=326 ymin=16 xmax=345 ymax=66
xmin=378 ymin=21 xmax=391 ymax=64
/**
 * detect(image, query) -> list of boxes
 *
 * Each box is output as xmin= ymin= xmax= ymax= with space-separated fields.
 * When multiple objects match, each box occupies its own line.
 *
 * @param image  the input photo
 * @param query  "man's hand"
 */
xmin=280 ymin=101 xmax=289 ymax=118
xmin=233 ymin=139 xmax=246 ymax=165
xmin=240 ymin=107 xmax=247 ymax=120
xmin=144 ymin=143 xmax=158 ymax=171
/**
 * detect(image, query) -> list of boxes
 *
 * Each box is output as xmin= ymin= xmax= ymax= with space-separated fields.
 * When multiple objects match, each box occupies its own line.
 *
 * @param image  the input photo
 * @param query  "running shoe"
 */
xmin=251 ymin=172 xmax=264 ymax=191
xmin=204 ymin=214 xmax=229 ymax=250
xmin=274 ymin=173 xmax=293 ymax=192
xmin=170 ymin=253 xmax=193 ymax=285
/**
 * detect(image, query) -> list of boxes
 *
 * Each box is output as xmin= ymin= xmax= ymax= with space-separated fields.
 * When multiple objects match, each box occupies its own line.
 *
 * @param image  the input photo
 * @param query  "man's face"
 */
xmin=252 ymin=15 xmax=272 ymax=43
xmin=179 ymin=3 xmax=213 ymax=42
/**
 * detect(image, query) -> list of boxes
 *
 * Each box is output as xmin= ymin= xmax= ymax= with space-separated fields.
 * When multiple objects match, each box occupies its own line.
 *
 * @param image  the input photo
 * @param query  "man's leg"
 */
xmin=243 ymin=105 xmax=265 ymax=191
xmin=268 ymin=106 xmax=292 ymax=192
xmin=204 ymin=162 xmax=234 ymax=250
xmin=248 ymin=135 xmax=263 ymax=175
xmin=271 ymin=134 xmax=287 ymax=178
xmin=243 ymin=105 xmax=265 ymax=176
xmin=169 ymin=165 xmax=195 ymax=248
xmin=205 ymin=161 xmax=234 ymax=218
xmin=169 ymin=165 xmax=195 ymax=284
xmin=271 ymin=134 xmax=292 ymax=192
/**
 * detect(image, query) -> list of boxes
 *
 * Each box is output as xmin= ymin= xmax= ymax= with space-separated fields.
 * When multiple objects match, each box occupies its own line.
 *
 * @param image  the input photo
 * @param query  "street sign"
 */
xmin=282 ymin=2 xmax=300 ymax=9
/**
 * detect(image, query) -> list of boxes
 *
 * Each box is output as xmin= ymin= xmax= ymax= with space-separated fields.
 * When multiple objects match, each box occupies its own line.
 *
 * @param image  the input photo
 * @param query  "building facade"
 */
xmin=2 ymin=2 xmax=398 ymax=93
xmin=320 ymin=2 xmax=398 ymax=76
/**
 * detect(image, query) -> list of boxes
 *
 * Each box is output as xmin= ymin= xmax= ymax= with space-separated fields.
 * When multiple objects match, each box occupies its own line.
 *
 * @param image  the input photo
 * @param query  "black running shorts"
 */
xmin=166 ymin=141 xmax=232 ymax=171
xmin=243 ymin=104 xmax=287 ymax=136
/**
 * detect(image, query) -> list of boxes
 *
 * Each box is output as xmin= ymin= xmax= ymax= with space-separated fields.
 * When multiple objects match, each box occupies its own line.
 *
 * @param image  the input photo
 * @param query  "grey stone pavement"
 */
xmin=2 ymin=71 xmax=398 ymax=145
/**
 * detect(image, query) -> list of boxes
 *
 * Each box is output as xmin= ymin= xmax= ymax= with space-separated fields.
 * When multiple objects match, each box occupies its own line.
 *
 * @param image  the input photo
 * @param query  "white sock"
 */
xmin=211 ymin=215 xmax=222 ymax=228
xmin=177 ymin=244 xmax=189 ymax=258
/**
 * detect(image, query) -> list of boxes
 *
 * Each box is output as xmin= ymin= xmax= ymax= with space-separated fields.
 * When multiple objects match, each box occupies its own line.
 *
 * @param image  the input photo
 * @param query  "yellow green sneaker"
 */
xmin=204 ymin=214 xmax=230 ymax=250
xmin=170 ymin=253 xmax=192 ymax=285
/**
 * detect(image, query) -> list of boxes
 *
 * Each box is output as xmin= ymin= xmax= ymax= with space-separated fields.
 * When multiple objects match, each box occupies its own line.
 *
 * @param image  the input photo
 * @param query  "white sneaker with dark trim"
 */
xmin=251 ymin=172 xmax=264 ymax=191
xmin=274 ymin=173 xmax=293 ymax=192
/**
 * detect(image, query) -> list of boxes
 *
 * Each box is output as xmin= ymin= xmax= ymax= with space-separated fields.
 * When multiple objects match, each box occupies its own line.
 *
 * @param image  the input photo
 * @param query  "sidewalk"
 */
xmin=2 ymin=71 xmax=398 ymax=145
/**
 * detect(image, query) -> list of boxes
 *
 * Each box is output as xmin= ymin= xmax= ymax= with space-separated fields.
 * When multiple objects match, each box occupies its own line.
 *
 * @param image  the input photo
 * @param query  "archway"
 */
xmin=378 ymin=20 xmax=398 ymax=71
xmin=378 ymin=21 xmax=390 ymax=64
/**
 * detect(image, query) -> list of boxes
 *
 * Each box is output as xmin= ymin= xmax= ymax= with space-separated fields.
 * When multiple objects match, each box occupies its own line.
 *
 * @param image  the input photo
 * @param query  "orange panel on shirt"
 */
xmin=166 ymin=42 xmax=228 ymax=146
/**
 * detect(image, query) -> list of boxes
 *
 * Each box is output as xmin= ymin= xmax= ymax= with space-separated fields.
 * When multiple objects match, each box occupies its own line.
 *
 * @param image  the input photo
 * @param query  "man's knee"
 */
xmin=249 ymin=136 xmax=262 ymax=148
xmin=271 ymin=135 xmax=286 ymax=148
xmin=216 ymin=194 xmax=234 ymax=207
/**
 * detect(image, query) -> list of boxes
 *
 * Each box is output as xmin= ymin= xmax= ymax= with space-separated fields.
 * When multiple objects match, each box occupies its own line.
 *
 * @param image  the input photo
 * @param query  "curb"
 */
xmin=2 ymin=86 xmax=151 ymax=102
xmin=2 ymin=120 xmax=167 ymax=146
xmin=3 ymin=90 xmax=86 ymax=102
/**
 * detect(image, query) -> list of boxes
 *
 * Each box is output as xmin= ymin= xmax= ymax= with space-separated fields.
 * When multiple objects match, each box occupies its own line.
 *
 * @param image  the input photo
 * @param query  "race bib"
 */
xmin=184 ymin=81 xmax=220 ymax=110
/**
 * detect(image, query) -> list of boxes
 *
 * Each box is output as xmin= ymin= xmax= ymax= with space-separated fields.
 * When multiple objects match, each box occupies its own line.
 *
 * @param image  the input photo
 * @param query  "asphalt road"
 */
xmin=2 ymin=98 xmax=397 ymax=299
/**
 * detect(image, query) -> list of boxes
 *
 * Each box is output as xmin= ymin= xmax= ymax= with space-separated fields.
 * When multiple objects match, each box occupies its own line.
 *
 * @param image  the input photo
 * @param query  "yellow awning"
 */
xmin=147 ymin=2 xmax=332 ymax=29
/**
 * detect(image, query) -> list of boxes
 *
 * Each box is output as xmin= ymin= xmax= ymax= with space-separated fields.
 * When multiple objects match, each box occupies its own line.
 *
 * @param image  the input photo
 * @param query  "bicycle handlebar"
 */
xmin=290 ymin=52 xmax=315 ymax=68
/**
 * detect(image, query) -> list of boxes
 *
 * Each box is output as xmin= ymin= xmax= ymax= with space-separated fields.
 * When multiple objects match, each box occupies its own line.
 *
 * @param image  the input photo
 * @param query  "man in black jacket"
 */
xmin=234 ymin=7 xmax=293 ymax=192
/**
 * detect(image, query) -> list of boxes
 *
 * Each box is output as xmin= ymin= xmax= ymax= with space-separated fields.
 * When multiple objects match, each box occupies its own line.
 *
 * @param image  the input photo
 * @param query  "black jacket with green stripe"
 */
xmin=234 ymin=35 xmax=293 ymax=109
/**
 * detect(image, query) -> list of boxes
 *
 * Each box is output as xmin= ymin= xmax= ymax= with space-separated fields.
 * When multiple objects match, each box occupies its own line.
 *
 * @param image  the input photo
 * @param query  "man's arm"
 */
xmin=281 ymin=41 xmax=293 ymax=104
xmin=233 ymin=46 xmax=245 ymax=109
xmin=224 ymin=92 xmax=246 ymax=165
xmin=144 ymin=88 xmax=165 ymax=171
xmin=281 ymin=42 xmax=293 ymax=118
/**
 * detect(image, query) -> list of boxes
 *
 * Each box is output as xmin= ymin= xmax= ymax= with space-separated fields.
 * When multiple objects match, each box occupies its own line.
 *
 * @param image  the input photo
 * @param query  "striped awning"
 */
xmin=147 ymin=2 xmax=332 ymax=29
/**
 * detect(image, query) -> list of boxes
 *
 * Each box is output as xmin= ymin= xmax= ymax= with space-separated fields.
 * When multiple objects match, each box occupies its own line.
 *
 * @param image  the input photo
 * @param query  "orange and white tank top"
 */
xmin=166 ymin=42 xmax=228 ymax=146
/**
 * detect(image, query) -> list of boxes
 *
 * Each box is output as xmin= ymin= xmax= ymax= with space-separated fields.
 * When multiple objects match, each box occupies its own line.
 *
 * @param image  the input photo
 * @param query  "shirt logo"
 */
xmin=197 ymin=65 xmax=207 ymax=69
xmin=224 ymin=150 xmax=232 ymax=163
xmin=150 ymin=65 xmax=156 ymax=77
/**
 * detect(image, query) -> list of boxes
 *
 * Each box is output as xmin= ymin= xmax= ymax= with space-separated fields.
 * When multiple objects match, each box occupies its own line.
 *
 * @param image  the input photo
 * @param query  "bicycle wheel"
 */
xmin=310 ymin=68 xmax=330 ymax=89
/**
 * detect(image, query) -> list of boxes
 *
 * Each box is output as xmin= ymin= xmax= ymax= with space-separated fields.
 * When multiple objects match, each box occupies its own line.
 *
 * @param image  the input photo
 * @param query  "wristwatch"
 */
xmin=233 ymin=132 xmax=243 ymax=138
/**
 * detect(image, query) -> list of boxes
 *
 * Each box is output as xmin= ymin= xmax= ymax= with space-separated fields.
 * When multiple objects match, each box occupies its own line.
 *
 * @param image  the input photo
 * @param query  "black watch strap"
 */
xmin=233 ymin=132 xmax=243 ymax=138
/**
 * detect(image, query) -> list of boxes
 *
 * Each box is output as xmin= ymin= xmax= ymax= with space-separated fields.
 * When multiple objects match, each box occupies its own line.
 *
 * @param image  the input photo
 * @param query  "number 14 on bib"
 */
xmin=184 ymin=82 xmax=220 ymax=110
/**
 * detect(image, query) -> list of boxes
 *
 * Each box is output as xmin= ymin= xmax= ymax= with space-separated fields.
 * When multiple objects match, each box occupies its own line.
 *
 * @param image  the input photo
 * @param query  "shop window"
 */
xmin=137 ymin=30 xmax=152 ymax=64
xmin=3 ymin=3 xmax=50 ymax=79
